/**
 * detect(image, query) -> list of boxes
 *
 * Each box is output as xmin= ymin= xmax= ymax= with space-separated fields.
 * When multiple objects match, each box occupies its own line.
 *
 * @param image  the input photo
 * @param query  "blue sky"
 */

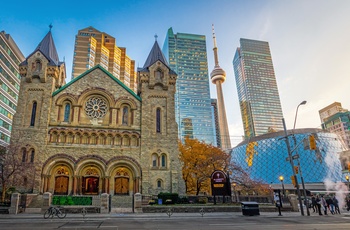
xmin=2 ymin=0 xmax=350 ymax=146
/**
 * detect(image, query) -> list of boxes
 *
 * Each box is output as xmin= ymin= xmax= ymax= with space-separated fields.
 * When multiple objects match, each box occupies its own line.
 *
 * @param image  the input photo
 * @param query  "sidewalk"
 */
xmin=0 ymin=210 xmax=346 ymax=220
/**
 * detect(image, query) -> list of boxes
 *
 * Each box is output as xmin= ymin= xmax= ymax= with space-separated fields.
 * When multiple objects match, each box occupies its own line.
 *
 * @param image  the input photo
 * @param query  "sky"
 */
xmin=2 ymin=0 xmax=350 ymax=147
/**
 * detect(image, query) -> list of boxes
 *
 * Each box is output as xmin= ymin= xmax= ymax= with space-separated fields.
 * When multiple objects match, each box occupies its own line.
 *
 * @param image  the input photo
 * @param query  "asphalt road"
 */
xmin=0 ymin=212 xmax=350 ymax=230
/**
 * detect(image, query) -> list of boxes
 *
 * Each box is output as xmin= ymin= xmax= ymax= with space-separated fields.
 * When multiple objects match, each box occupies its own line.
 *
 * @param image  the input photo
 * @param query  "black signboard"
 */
xmin=211 ymin=170 xmax=229 ymax=196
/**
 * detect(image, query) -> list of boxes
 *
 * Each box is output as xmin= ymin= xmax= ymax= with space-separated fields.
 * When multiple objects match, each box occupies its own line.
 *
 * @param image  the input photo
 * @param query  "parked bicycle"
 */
xmin=43 ymin=206 xmax=66 ymax=219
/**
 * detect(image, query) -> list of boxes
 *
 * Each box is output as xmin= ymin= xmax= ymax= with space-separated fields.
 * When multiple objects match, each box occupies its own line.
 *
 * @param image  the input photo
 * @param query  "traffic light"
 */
xmin=309 ymin=134 xmax=317 ymax=150
xmin=294 ymin=166 xmax=299 ymax=174
xmin=291 ymin=175 xmax=297 ymax=187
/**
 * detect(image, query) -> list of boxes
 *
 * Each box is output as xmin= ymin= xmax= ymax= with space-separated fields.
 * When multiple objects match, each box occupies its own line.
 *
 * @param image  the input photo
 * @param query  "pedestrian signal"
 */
xmin=309 ymin=134 xmax=316 ymax=150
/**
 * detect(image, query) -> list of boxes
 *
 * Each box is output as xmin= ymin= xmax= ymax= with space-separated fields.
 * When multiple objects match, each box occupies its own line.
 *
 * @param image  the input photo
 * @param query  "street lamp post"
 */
xmin=282 ymin=118 xmax=304 ymax=216
xmin=279 ymin=176 xmax=285 ymax=197
xmin=232 ymin=183 xmax=237 ymax=202
xmin=292 ymin=100 xmax=310 ymax=216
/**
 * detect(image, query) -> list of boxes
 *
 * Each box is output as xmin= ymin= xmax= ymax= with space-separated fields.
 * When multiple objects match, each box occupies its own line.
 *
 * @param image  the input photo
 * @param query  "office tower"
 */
xmin=319 ymin=102 xmax=350 ymax=149
xmin=210 ymin=26 xmax=231 ymax=150
xmin=233 ymin=38 xmax=284 ymax=138
xmin=72 ymin=26 xmax=137 ymax=92
xmin=163 ymin=27 xmax=215 ymax=145
xmin=211 ymin=99 xmax=221 ymax=148
xmin=0 ymin=31 xmax=25 ymax=147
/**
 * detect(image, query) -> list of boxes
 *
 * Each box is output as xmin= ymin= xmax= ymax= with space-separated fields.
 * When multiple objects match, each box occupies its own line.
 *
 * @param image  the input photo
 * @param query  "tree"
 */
xmin=227 ymin=162 xmax=270 ymax=196
xmin=0 ymin=145 xmax=34 ymax=203
xmin=179 ymin=137 xmax=230 ymax=195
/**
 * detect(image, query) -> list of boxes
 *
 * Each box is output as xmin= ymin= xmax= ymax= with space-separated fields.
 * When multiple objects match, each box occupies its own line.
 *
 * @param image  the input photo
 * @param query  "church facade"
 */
xmin=10 ymin=30 xmax=185 ymax=197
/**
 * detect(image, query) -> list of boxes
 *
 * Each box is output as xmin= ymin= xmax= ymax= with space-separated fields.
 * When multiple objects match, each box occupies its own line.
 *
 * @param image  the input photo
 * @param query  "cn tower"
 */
xmin=210 ymin=25 xmax=231 ymax=150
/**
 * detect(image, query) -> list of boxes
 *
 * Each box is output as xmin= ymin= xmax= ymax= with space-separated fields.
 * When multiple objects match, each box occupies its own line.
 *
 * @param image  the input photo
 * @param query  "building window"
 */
xmin=22 ymin=149 xmax=26 ymax=162
xmin=157 ymin=180 xmax=162 ymax=188
xmin=35 ymin=60 xmax=42 ymax=72
xmin=161 ymin=154 xmax=166 ymax=167
xmin=122 ymin=106 xmax=129 ymax=125
xmin=30 ymin=150 xmax=35 ymax=163
xmin=152 ymin=154 xmax=158 ymax=167
xmin=30 ymin=102 xmax=37 ymax=126
xmin=64 ymin=103 xmax=71 ymax=122
xmin=156 ymin=108 xmax=161 ymax=133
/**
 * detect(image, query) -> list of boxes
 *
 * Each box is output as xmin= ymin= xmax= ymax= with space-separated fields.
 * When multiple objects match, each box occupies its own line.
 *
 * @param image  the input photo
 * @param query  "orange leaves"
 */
xmin=179 ymin=137 xmax=230 ymax=195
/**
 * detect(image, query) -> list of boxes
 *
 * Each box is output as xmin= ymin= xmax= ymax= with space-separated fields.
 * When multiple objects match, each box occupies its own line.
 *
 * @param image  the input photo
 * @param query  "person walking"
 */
xmin=311 ymin=195 xmax=317 ymax=213
xmin=316 ymin=195 xmax=322 ymax=215
xmin=327 ymin=196 xmax=334 ymax=214
xmin=321 ymin=195 xmax=328 ymax=215
xmin=333 ymin=196 xmax=340 ymax=214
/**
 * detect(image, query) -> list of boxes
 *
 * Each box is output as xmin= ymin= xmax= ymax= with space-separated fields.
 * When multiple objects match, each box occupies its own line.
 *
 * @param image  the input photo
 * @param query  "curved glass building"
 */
xmin=230 ymin=128 xmax=345 ymax=185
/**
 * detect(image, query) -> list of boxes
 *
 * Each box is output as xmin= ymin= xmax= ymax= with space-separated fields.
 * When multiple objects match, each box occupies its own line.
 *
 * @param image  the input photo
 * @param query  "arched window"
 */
xmin=64 ymin=103 xmax=71 ymax=122
xmin=122 ymin=106 xmax=128 ymax=125
xmin=156 ymin=108 xmax=161 ymax=133
xmin=152 ymin=154 xmax=158 ymax=167
xmin=157 ymin=179 xmax=162 ymax=188
xmin=35 ymin=60 xmax=42 ymax=71
xmin=30 ymin=102 xmax=37 ymax=126
xmin=30 ymin=150 xmax=35 ymax=163
xmin=161 ymin=154 xmax=166 ymax=167
xmin=155 ymin=69 xmax=163 ymax=82
xmin=22 ymin=149 xmax=26 ymax=162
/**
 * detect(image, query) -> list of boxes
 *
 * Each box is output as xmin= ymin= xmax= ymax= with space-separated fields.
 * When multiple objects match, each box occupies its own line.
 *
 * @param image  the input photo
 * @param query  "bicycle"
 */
xmin=43 ymin=206 xmax=66 ymax=219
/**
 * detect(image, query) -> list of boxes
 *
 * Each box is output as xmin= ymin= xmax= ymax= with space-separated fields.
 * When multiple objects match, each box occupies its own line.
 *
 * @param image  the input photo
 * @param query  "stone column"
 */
xmin=288 ymin=194 xmax=299 ymax=212
xmin=42 ymin=192 xmax=52 ymax=213
xmin=9 ymin=193 xmax=20 ymax=214
xmin=134 ymin=193 xmax=142 ymax=213
xmin=73 ymin=176 xmax=77 ymax=195
xmin=100 ymin=193 xmax=109 ymax=214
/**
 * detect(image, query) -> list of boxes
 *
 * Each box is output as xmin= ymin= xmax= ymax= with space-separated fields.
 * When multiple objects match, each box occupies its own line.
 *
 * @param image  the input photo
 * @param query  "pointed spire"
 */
xmin=143 ymin=40 xmax=169 ymax=68
xmin=212 ymin=24 xmax=220 ymax=67
xmin=34 ymin=29 xmax=60 ymax=66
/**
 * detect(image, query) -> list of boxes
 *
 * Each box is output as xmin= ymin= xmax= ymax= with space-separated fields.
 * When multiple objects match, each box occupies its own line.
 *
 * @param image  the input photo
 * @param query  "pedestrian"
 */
xmin=327 ymin=196 xmax=334 ymax=214
xmin=321 ymin=195 xmax=328 ymax=215
xmin=316 ymin=195 xmax=322 ymax=215
xmin=347 ymin=197 xmax=350 ymax=211
xmin=333 ymin=196 xmax=340 ymax=214
xmin=311 ymin=195 xmax=317 ymax=213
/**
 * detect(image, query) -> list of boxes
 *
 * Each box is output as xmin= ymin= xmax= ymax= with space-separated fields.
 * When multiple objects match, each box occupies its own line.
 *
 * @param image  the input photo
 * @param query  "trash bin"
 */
xmin=241 ymin=202 xmax=260 ymax=216
xmin=158 ymin=199 xmax=162 ymax=205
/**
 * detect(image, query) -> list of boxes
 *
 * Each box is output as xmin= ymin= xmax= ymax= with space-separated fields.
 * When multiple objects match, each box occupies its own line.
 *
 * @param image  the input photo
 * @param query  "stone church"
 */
xmin=10 ymin=29 xmax=185 ymax=197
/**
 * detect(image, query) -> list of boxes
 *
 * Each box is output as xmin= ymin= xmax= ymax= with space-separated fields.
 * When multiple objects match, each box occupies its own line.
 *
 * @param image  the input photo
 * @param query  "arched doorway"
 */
xmin=54 ymin=167 xmax=69 ymax=195
xmin=114 ymin=168 xmax=130 ymax=195
xmin=82 ymin=167 xmax=100 ymax=195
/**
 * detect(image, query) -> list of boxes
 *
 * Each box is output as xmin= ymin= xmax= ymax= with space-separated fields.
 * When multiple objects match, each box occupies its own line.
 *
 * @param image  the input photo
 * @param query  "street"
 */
xmin=0 ymin=212 xmax=350 ymax=230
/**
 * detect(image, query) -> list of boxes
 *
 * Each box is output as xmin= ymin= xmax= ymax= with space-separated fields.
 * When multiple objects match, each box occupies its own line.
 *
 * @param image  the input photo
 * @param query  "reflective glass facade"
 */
xmin=0 ymin=31 xmax=24 ymax=147
xmin=230 ymin=129 xmax=344 ymax=185
xmin=163 ymin=28 xmax=215 ymax=144
xmin=233 ymin=39 xmax=283 ymax=138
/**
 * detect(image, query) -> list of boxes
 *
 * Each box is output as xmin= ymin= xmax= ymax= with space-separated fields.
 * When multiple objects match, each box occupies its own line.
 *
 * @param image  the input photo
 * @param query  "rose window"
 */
xmin=85 ymin=97 xmax=108 ymax=119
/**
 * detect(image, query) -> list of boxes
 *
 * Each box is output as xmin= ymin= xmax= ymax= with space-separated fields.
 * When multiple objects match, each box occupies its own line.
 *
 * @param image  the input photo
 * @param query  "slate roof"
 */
xmin=140 ymin=41 xmax=176 ymax=75
xmin=20 ymin=30 xmax=61 ymax=66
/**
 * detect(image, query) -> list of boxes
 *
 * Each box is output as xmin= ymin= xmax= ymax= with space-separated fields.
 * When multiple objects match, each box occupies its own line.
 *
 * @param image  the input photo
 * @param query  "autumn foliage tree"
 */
xmin=0 ymin=145 xmax=33 ymax=203
xmin=179 ymin=137 xmax=230 ymax=195
xmin=179 ymin=137 xmax=270 ymax=197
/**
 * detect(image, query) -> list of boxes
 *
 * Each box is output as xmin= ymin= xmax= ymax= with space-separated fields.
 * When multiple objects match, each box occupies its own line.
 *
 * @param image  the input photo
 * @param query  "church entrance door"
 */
xmin=54 ymin=176 xmax=69 ymax=195
xmin=115 ymin=177 xmax=129 ymax=195
xmin=83 ymin=177 xmax=99 ymax=195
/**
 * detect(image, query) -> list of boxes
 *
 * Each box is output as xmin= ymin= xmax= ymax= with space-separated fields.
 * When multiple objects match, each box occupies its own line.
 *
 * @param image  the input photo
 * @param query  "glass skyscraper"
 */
xmin=163 ymin=28 xmax=215 ymax=144
xmin=233 ymin=38 xmax=284 ymax=138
